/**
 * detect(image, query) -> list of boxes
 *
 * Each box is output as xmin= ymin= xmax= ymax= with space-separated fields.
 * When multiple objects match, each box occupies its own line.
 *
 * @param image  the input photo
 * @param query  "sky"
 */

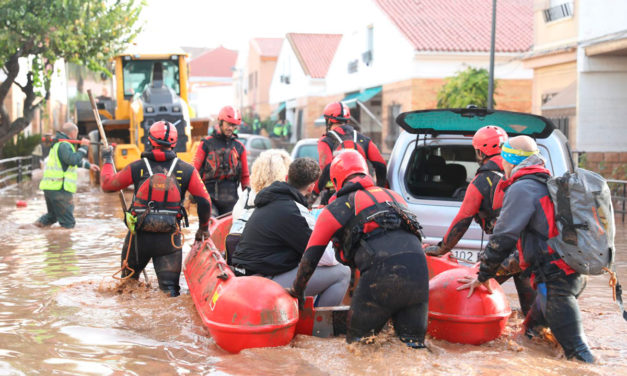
xmin=133 ymin=0 xmax=353 ymax=53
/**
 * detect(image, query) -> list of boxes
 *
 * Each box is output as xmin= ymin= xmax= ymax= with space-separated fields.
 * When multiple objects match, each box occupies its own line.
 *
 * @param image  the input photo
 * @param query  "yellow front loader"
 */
xmin=76 ymin=51 xmax=210 ymax=170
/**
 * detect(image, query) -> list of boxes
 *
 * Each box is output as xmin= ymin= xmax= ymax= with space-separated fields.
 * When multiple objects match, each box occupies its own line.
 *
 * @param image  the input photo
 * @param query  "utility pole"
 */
xmin=488 ymin=0 xmax=497 ymax=110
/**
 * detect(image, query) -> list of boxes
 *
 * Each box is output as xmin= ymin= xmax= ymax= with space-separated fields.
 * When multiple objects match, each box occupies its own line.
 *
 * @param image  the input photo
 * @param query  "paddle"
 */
xmin=88 ymin=90 xmax=149 ymax=283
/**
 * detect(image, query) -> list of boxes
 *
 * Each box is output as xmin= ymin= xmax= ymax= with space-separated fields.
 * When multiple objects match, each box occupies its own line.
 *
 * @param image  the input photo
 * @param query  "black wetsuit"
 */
xmin=101 ymin=149 xmax=212 ymax=296
xmin=292 ymin=176 xmax=429 ymax=347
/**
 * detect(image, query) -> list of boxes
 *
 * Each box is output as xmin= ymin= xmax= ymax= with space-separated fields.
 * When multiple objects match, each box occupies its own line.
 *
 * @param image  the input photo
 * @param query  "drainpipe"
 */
xmin=487 ymin=0 xmax=497 ymax=110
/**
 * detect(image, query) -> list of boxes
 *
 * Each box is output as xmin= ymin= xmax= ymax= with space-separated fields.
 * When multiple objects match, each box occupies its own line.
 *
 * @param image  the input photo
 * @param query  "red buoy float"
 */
xmin=428 ymin=267 xmax=511 ymax=345
xmin=184 ymin=238 xmax=298 ymax=353
xmin=16 ymin=200 xmax=27 ymax=208
xmin=425 ymin=252 xmax=460 ymax=279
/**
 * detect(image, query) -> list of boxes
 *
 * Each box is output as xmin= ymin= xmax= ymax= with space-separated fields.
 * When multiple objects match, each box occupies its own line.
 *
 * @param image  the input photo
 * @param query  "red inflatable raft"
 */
xmin=184 ymin=239 xmax=299 ymax=353
xmin=201 ymin=214 xmax=512 ymax=346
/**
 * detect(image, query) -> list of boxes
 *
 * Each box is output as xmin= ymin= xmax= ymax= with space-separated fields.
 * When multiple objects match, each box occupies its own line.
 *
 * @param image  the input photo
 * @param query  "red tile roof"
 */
xmin=287 ymin=33 xmax=342 ymax=79
xmin=189 ymin=46 xmax=238 ymax=78
xmin=252 ymin=38 xmax=284 ymax=57
xmin=374 ymin=0 xmax=532 ymax=53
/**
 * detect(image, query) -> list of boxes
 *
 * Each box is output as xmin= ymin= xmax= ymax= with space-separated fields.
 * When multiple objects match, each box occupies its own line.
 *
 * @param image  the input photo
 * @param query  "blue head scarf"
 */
xmin=501 ymin=141 xmax=538 ymax=165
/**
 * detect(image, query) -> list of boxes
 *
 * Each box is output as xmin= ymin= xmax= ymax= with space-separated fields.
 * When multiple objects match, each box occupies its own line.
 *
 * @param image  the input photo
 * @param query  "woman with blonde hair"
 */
xmin=226 ymin=149 xmax=292 ymax=261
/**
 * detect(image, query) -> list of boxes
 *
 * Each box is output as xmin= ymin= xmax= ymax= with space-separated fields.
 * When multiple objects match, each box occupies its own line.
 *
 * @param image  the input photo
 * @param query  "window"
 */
xmin=549 ymin=117 xmax=570 ymax=140
xmin=295 ymin=144 xmax=318 ymax=160
xmin=122 ymin=60 xmax=180 ymax=98
xmin=544 ymin=0 xmax=574 ymax=22
xmin=348 ymin=60 xmax=358 ymax=74
xmin=363 ymin=25 xmax=374 ymax=66
xmin=250 ymin=138 xmax=268 ymax=150
xmin=405 ymin=144 xmax=477 ymax=200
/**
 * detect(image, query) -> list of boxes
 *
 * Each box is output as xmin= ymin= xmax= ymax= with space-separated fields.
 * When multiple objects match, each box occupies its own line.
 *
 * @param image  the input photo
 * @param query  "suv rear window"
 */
xmin=405 ymin=144 xmax=477 ymax=201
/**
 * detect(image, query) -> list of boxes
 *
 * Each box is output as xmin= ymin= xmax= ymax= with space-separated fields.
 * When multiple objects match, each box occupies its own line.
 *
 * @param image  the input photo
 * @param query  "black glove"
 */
xmin=424 ymin=241 xmax=447 ymax=257
xmin=101 ymin=146 xmax=113 ymax=164
xmin=195 ymin=227 xmax=210 ymax=242
xmin=286 ymin=287 xmax=305 ymax=311
xmin=306 ymin=192 xmax=319 ymax=210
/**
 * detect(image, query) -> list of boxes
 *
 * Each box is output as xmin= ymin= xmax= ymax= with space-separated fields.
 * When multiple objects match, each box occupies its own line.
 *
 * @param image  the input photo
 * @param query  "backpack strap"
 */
xmin=352 ymin=129 xmax=357 ymax=151
xmin=143 ymin=158 xmax=153 ymax=176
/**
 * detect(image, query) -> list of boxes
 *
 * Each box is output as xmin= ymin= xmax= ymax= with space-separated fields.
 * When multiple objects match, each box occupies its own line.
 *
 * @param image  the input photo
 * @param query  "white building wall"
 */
xmin=576 ymin=1 xmax=627 ymax=152
xmin=325 ymin=0 xmax=416 ymax=95
xmin=325 ymin=0 xmax=531 ymax=96
xmin=579 ymin=0 xmax=627 ymax=40
xmin=576 ymin=52 xmax=627 ymax=152
xmin=269 ymin=41 xmax=326 ymax=104
xmin=413 ymin=53 xmax=532 ymax=79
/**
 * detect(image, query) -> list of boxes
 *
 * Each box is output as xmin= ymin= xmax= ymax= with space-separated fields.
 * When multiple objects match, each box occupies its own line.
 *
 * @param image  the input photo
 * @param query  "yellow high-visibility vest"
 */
xmin=39 ymin=141 xmax=78 ymax=193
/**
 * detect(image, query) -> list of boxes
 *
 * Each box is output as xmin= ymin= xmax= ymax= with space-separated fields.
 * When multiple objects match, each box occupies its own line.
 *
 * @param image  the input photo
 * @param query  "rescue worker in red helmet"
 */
xmin=290 ymin=149 xmax=429 ymax=348
xmin=314 ymin=102 xmax=387 ymax=204
xmin=100 ymin=120 xmax=212 ymax=297
xmin=425 ymin=125 xmax=535 ymax=315
xmin=194 ymin=105 xmax=250 ymax=215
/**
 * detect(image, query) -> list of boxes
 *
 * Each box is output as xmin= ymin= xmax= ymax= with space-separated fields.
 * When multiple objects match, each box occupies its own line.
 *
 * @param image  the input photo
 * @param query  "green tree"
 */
xmin=436 ymin=67 xmax=496 ymax=109
xmin=0 ymin=0 xmax=143 ymax=148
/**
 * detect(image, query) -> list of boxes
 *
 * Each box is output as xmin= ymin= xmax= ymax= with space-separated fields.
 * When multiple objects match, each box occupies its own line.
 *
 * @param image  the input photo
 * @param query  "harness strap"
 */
xmin=328 ymin=130 xmax=343 ymax=145
xmin=167 ymin=158 xmax=178 ymax=177
xmin=143 ymin=158 xmax=153 ymax=176
xmin=328 ymin=129 xmax=358 ymax=151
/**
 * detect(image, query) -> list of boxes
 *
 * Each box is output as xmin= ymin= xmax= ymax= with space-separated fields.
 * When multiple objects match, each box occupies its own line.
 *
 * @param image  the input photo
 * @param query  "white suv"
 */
xmin=387 ymin=108 xmax=574 ymax=263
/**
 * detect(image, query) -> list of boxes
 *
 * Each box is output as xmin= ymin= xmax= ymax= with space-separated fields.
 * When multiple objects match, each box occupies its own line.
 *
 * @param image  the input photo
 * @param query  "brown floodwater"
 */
xmin=0 ymin=183 xmax=625 ymax=375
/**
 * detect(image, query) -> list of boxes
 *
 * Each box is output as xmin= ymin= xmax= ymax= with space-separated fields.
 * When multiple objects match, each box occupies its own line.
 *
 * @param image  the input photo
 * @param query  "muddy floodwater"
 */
xmin=1 ymin=183 xmax=625 ymax=375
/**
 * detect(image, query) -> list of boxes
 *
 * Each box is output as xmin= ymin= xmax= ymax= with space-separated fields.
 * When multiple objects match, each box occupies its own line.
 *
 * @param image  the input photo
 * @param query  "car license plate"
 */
xmin=451 ymin=249 xmax=479 ymax=264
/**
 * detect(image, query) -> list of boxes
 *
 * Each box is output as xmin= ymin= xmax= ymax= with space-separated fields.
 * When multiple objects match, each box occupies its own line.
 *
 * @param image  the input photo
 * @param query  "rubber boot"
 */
xmin=565 ymin=346 xmax=596 ymax=364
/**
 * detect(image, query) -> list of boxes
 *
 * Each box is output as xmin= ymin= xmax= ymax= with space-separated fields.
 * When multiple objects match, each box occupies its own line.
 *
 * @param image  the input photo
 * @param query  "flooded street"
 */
xmin=0 ymin=183 xmax=625 ymax=376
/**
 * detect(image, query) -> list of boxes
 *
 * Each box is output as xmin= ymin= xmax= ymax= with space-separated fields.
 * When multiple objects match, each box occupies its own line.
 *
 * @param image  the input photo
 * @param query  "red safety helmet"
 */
xmin=218 ymin=105 xmax=242 ymax=125
xmin=148 ymin=120 xmax=178 ymax=148
xmin=472 ymin=125 xmax=508 ymax=156
xmin=323 ymin=102 xmax=351 ymax=126
xmin=330 ymin=149 xmax=369 ymax=190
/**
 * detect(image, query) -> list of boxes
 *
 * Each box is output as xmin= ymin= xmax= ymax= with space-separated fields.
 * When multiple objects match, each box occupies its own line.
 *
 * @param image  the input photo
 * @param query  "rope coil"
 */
xmin=112 ymin=232 xmax=136 ymax=280
xmin=602 ymin=267 xmax=618 ymax=301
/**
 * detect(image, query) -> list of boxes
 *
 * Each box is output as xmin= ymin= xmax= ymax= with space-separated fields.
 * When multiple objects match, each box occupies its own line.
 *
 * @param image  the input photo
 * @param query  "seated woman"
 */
xmin=231 ymin=158 xmax=350 ymax=306
xmin=226 ymin=149 xmax=292 ymax=263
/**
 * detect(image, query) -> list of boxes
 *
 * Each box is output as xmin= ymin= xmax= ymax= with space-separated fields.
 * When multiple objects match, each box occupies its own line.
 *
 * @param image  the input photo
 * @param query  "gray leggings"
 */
xmin=270 ymin=264 xmax=351 ymax=306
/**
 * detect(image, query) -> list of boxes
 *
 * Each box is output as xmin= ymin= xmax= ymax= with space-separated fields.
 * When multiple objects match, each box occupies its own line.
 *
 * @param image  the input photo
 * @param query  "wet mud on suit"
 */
xmin=314 ymin=125 xmax=387 ymax=204
xmin=292 ymin=176 xmax=429 ymax=347
xmin=436 ymin=155 xmax=535 ymax=315
xmin=478 ymin=156 xmax=594 ymax=362
xmin=102 ymin=149 xmax=212 ymax=296
xmin=194 ymin=131 xmax=249 ymax=215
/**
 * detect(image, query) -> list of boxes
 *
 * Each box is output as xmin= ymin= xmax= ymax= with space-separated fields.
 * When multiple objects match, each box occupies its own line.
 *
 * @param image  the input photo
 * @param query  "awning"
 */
xmin=541 ymin=81 xmax=576 ymax=118
xmin=270 ymin=102 xmax=286 ymax=121
xmin=342 ymin=86 xmax=382 ymax=108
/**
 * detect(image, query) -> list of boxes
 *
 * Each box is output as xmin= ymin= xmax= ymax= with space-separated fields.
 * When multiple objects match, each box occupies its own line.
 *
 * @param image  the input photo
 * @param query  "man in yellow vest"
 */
xmin=35 ymin=122 xmax=99 ymax=229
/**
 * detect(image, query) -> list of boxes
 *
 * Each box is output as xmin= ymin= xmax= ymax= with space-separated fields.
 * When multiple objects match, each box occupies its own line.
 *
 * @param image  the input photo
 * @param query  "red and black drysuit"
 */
xmin=478 ymin=155 xmax=593 ymax=362
xmin=101 ymin=149 xmax=212 ymax=296
xmin=315 ymin=124 xmax=387 ymax=203
xmin=292 ymin=175 xmax=429 ymax=347
xmin=194 ymin=129 xmax=250 ymax=215
xmin=436 ymin=155 xmax=535 ymax=315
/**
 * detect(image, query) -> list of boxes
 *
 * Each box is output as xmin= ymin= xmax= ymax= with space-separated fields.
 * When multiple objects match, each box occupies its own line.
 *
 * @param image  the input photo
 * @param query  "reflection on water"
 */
xmin=0 ymin=183 xmax=625 ymax=375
